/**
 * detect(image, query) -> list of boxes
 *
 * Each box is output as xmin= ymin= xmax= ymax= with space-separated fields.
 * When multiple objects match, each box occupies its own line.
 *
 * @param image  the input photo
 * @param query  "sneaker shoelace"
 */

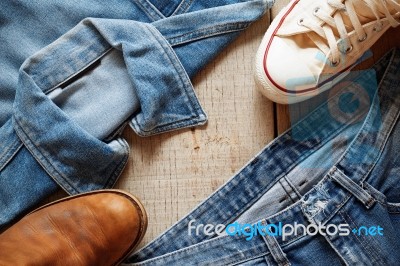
xmin=299 ymin=0 xmax=400 ymax=65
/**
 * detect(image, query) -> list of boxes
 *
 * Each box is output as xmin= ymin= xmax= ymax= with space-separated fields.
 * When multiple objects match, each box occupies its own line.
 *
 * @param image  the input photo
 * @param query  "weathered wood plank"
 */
xmin=116 ymin=12 xmax=274 ymax=247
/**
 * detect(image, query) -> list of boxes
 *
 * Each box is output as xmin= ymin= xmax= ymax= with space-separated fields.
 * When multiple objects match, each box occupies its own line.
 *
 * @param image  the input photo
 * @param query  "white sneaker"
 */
xmin=255 ymin=0 xmax=400 ymax=104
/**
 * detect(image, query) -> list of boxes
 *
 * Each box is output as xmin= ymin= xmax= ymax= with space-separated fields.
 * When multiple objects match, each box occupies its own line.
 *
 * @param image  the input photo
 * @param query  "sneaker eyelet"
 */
xmin=373 ymin=23 xmax=383 ymax=32
xmin=297 ymin=18 xmax=304 ymax=26
xmin=313 ymin=7 xmax=320 ymax=15
xmin=331 ymin=59 xmax=340 ymax=67
xmin=345 ymin=45 xmax=353 ymax=53
xmin=358 ymin=34 xmax=368 ymax=42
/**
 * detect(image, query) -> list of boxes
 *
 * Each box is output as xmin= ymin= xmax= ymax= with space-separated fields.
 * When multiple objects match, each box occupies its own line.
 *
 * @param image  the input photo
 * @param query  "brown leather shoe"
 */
xmin=0 ymin=189 xmax=147 ymax=266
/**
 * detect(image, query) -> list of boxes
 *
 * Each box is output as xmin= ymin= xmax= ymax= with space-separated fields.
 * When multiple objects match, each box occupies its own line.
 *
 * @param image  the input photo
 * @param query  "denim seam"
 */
xmin=284 ymin=176 xmax=302 ymax=198
xmin=364 ymin=182 xmax=400 ymax=213
xmin=103 ymin=138 xmax=130 ymax=189
xmin=320 ymin=229 xmax=350 ymax=265
xmin=0 ymin=141 xmax=23 ymax=172
xmin=279 ymin=233 xmax=308 ymax=249
xmin=282 ymin=176 xmax=301 ymax=201
xmin=263 ymin=103 xmax=366 ymax=177
xmin=334 ymin=52 xmax=400 ymax=187
xmin=13 ymin=115 xmax=78 ymax=194
xmin=14 ymin=110 xmax=129 ymax=195
xmin=134 ymin=0 xmax=166 ymax=21
xmin=130 ymin=24 xmax=207 ymax=136
xmin=339 ymin=210 xmax=384 ymax=264
xmin=146 ymin=23 xmax=201 ymax=115
xmin=375 ymin=49 xmax=397 ymax=97
xmin=0 ymin=138 xmax=18 ymax=162
xmin=171 ymin=0 xmax=194 ymax=16
xmin=228 ymin=252 xmax=270 ymax=266
xmin=338 ymin=210 xmax=375 ymax=263
xmin=262 ymin=233 xmax=291 ymax=266
xmin=332 ymin=75 xmax=399 ymax=186
xmin=44 ymin=48 xmax=113 ymax=94
xmin=278 ymin=179 xmax=295 ymax=203
xmin=324 ymin=193 xmax=351 ymax=225
xmin=138 ymin=243 xmax=270 ymax=266
xmin=104 ymin=121 xmax=129 ymax=142
xmin=130 ymin=116 xmax=206 ymax=135
xmin=168 ymin=22 xmax=251 ymax=46
xmin=363 ymin=182 xmax=387 ymax=205
xmin=264 ymin=254 xmax=276 ymax=266
xmin=343 ymin=209 xmax=386 ymax=264
xmin=330 ymin=168 xmax=375 ymax=208
xmin=29 ymin=38 xmax=110 ymax=92
xmin=358 ymin=97 xmax=400 ymax=184
xmin=133 ymin=235 xmax=253 ymax=265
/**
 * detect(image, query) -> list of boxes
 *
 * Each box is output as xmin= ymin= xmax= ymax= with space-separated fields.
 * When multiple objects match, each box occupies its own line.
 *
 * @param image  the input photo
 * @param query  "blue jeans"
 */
xmin=125 ymin=49 xmax=400 ymax=265
xmin=0 ymin=0 xmax=273 ymax=228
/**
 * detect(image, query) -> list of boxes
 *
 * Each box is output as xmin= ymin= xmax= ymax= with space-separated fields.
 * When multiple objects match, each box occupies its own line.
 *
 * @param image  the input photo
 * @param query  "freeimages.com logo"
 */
xmin=188 ymin=220 xmax=383 ymax=241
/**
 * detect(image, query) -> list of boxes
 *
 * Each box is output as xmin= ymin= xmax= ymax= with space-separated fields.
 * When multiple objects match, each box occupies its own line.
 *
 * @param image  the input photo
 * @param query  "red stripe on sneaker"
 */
xmin=263 ymin=0 xmax=354 ymax=94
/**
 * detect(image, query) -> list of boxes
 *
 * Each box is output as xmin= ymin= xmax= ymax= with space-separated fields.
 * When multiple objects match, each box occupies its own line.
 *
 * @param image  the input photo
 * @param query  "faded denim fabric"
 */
xmin=0 ymin=0 xmax=273 ymax=228
xmin=125 ymin=49 xmax=400 ymax=265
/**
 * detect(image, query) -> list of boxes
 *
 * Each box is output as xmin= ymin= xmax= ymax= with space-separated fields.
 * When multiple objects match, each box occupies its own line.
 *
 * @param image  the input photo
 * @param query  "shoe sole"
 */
xmin=28 ymin=189 xmax=148 ymax=266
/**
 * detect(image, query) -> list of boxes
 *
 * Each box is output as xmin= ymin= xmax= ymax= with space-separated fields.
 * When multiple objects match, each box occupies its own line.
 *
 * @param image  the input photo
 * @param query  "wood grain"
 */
xmin=115 ymin=12 xmax=274 ymax=247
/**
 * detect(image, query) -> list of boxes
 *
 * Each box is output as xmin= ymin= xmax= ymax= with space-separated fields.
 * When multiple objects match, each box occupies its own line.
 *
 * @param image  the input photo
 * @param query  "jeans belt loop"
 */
xmin=261 ymin=221 xmax=291 ymax=266
xmin=329 ymin=166 xmax=376 ymax=209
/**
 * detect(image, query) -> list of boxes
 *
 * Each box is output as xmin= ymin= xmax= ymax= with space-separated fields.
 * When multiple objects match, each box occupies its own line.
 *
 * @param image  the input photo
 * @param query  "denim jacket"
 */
xmin=0 ymin=0 xmax=273 ymax=228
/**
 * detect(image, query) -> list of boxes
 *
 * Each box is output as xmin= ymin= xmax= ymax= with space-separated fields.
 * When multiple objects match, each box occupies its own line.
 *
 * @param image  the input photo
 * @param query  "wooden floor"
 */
xmin=115 ymin=2 xmax=400 ymax=247
xmin=116 ymin=11 xmax=275 ymax=247
xmin=48 ymin=0 xmax=400 ymax=249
